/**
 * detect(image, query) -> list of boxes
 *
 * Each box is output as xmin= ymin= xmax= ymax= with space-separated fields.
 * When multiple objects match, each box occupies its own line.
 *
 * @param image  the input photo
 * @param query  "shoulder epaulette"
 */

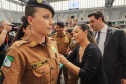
xmin=48 ymin=33 xmax=55 ymax=37
xmin=11 ymin=40 xmax=30 ymax=48
xmin=48 ymin=37 xmax=55 ymax=41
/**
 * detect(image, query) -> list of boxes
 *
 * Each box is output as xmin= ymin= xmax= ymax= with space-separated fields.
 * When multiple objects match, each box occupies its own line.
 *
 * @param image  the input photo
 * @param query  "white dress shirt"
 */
xmin=95 ymin=25 xmax=108 ymax=56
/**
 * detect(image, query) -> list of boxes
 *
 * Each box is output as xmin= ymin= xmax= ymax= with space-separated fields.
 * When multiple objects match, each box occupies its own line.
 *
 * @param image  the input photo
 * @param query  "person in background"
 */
xmin=114 ymin=25 xmax=122 ymax=29
xmin=50 ymin=21 xmax=72 ymax=84
xmin=88 ymin=10 xmax=126 ymax=84
xmin=10 ymin=16 xmax=30 ymax=45
xmin=66 ymin=23 xmax=96 ymax=84
xmin=73 ymin=18 xmax=78 ymax=27
xmin=59 ymin=23 xmax=108 ymax=84
xmin=1 ymin=0 xmax=60 ymax=84
xmin=51 ymin=22 xmax=56 ymax=35
xmin=106 ymin=21 xmax=113 ymax=27
xmin=0 ymin=21 xmax=12 ymax=68
xmin=0 ymin=22 xmax=12 ymax=46
xmin=64 ymin=24 xmax=69 ymax=33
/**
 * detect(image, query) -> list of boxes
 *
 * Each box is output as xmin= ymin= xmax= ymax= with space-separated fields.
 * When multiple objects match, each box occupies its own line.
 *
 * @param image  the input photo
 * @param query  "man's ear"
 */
xmin=99 ymin=17 xmax=103 ymax=22
xmin=85 ymin=30 xmax=88 ymax=35
xmin=27 ymin=16 xmax=34 ymax=26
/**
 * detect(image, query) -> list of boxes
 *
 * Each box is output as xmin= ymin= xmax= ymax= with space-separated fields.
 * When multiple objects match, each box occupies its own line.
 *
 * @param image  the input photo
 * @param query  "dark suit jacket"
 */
xmin=103 ymin=27 xmax=126 ymax=84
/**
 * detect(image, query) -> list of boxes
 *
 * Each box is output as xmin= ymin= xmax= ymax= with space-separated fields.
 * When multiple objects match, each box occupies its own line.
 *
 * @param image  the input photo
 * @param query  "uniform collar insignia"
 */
xmin=32 ymin=42 xmax=35 ymax=45
xmin=27 ymin=32 xmax=51 ymax=47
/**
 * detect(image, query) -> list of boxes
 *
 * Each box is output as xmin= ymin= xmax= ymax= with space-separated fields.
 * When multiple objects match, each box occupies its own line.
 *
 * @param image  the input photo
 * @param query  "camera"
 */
xmin=10 ymin=24 xmax=19 ymax=31
xmin=71 ymin=16 xmax=75 ymax=19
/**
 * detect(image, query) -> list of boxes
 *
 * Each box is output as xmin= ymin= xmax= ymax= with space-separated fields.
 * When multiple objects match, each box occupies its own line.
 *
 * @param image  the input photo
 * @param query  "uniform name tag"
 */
xmin=32 ymin=60 xmax=48 ymax=69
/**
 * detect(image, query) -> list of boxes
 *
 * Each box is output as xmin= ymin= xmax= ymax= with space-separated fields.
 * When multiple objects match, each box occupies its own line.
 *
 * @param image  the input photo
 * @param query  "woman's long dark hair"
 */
xmin=76 ymin=23 xmax=97 ymax=45
xmin=10 ymin=16 xmax=29 ymax=46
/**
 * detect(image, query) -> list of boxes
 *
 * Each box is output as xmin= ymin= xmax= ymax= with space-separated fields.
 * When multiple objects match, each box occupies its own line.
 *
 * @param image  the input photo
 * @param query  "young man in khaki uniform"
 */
xmin=50 ymin=21 xmax=72 ymax=84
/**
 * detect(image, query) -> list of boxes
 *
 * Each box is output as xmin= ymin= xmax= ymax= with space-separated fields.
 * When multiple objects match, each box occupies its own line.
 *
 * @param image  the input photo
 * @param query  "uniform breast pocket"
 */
xmin=32 ymin=64 xmax=50 ymax=83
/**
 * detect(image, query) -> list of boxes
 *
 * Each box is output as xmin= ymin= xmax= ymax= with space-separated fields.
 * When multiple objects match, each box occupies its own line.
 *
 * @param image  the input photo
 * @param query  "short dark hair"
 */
xmin=88 ymin=11 xmax=104 ymax=22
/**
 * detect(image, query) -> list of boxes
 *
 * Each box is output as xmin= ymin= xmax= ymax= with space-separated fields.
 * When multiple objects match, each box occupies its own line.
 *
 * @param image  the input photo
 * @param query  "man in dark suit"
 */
xmin=88 ymin=11 xmax=126 ymax=84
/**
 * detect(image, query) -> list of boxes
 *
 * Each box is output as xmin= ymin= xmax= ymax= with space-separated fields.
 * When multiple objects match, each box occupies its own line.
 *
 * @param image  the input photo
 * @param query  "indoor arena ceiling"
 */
xmin=6 ymin=0 xmax=67 ymax=6
xmin=19 ymin=0 xmax=67 ymax=3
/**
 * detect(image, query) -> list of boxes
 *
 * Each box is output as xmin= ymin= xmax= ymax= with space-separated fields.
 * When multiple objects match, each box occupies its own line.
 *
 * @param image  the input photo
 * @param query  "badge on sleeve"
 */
xmin=3 ymin=56 xmax=14 ymax=68
xmin=65 ymin=36 xmax=69 ymax=42
xmin=72 ymin=40 xmax=76 ymax=44
xmin=51 ymin=46 xmax=56 ymax=53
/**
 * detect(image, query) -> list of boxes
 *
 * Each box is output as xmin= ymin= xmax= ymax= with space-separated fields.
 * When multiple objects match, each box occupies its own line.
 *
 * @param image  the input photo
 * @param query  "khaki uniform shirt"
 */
xmin=50 ymin=32 xmax=72 ymax=56
xmin=1 ymin=33 xmax=60 ymax=84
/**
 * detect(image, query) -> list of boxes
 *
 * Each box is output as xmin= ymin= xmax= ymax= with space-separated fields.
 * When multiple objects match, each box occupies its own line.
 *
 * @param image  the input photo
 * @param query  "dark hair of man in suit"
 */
xmin=88 ymin=10 xmax=105 ymax=22
xmin=88 ymin=11 xmax=105 ymax=32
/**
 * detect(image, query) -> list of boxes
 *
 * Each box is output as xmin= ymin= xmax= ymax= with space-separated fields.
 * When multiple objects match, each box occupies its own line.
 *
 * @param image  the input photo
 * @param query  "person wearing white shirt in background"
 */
xmin=0 ymin=21 xmax=12 ymax=46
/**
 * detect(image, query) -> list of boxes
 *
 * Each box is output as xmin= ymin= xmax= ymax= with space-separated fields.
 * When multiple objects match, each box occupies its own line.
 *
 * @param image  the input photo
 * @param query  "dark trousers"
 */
xmin=69 ymin=71 xmax=79 ymax=84
xmin=57 ymin=66 xmax=69 ymax=84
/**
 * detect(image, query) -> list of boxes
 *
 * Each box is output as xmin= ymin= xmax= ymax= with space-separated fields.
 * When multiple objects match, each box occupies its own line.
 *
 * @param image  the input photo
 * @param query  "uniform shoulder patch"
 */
xmin=51 ymin=46 xmax=56 ymax=53
xmin=3 ymin=56 xmax=14 ymax=68
xmin=48 ymin=33 xmax=55 ymax=37
xmin=72 ymin=40 xmax=76 ymax=44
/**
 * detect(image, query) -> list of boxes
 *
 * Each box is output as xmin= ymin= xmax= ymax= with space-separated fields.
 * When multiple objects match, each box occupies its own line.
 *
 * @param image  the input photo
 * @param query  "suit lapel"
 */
xmin=104 ymin=27 xmax=112 ymax=53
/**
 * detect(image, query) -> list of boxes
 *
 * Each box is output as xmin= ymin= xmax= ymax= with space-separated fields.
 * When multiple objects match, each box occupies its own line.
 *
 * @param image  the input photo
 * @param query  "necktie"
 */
xmin=96 ymin=31 xmax=101 ymax=45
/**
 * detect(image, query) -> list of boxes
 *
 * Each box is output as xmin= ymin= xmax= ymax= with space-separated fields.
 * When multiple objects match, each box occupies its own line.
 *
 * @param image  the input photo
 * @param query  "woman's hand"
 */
xmin=59 ymin=54 xmax=69 ymax=65
xmin=68 ymin=51 xmax=72 ymax=55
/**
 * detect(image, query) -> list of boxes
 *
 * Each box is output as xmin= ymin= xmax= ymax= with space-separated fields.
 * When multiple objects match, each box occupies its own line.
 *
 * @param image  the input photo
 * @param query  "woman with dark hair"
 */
xmin=1 ymin=0 xmax=59 ymax=84
xmin=59 ymin=23 xmax=108 ymax=84
xmin=16 ymin=16 xmax=30 ymax=40
xmin=10 ymin=16 xmax=30 ymax=45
